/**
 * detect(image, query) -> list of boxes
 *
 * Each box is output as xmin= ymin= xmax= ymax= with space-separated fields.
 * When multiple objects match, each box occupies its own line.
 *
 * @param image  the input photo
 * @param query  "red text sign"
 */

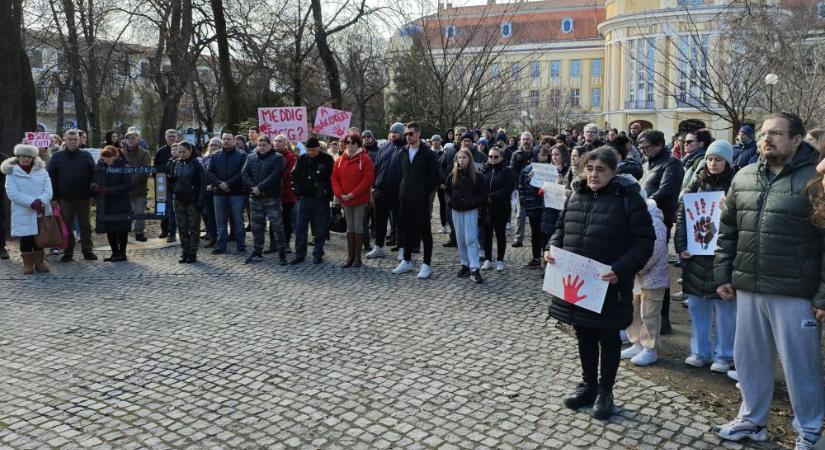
xmin=258 ymin=107 xmax=308 ymax=142
xmin=313 ymin=106 xmax=352 ymax=139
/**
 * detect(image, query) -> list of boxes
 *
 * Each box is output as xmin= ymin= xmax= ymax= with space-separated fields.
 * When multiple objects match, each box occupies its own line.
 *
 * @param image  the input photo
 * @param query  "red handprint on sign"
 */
xmin=259 ymin=123 xmax=272 ymax=134
xmin=333 ymin=126 xmax=346 ymax=137
xmin=686 ymin=199 xmax=717 ymax=250
xmin=562 ymin=274 xmax=587 ymax=304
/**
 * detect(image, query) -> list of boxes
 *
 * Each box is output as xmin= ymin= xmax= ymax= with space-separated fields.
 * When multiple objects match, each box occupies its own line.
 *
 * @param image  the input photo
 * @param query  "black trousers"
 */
xmin=484 ymin=204 xmax=510 ymax=262
xmin=436 ymin=187 xmax=448 ymax=227
xmin=106 ymin=232 xmax=128 ymax=256
xmin=528 ymin=213 xmax=542 ymax=259
xmin=19 ymin=235 xmax=39 ymax=252
xmin=400 ymin=197 xmax=432 ymax=264
xmin=373 ymin=195 xmax=400 ymax=248
xmin=575 ymin=325 xmax=622 ymax=391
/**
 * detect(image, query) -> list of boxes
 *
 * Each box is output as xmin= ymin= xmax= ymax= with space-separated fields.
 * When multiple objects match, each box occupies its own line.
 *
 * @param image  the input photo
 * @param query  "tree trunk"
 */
xmin=210 ymin=0 xmax=242 ymax=132
xmin=159 ymin=93 xmax=183 ymax=139
xmin=0 ymin=0 xmax=37 ymax=153
xmin=61 ymin=0 xmax=88 ymax=133
xmin=56 ymin=80 xmax=66 ymax=134
xmin=310 ymin=0 xmax=343 ymax=108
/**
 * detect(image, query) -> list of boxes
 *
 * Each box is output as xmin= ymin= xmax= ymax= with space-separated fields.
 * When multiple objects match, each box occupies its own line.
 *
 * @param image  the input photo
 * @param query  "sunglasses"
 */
xmin=489 ymin=155 xmax=501 ymax=159
xmin=404 ymin=132 xmax=416 ymax=136
xmin=684 ymin=139 xmax=697 ymax=144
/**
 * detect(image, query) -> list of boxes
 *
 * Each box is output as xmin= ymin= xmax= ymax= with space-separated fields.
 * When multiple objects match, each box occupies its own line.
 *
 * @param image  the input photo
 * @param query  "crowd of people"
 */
xmin=2 ymin=114 xmax=825 ymax=448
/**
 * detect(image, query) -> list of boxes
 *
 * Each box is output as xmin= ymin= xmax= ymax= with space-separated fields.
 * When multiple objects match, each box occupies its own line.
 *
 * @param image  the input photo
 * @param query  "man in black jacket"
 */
xmin=155 ymin=129 xmax=179 ymax=241
xmin=366 ymin=123 xmax=406 ymax=259
xmin=638 ymin=129 xmax=685 ymax=334
xmin=510 ymin=131 xmax=538 ymax=247
xmin=291 ymin=137 xmax=334 ymax=265
xmin=391 ymin=122 xmax=440 ymax=279
xmin=48 ymin=129 xmax=98 ymax=262
xmin=241 ymin=135 xmax=286 ymax=264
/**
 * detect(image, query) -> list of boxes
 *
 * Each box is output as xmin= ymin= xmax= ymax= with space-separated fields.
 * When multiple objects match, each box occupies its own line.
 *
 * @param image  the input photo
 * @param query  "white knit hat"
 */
xmin=13 ymin=144 xmax=38 ymax=158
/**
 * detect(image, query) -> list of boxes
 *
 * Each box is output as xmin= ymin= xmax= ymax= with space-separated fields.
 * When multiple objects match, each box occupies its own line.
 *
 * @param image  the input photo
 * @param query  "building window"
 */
xmin=501 ymin=22 xmax=512 ymax=38
xmin=591 ymin=88 xmax=601 ymax=107
xmin=677 ymin=35 xmax=710 ymax=106
xmin=445 ymin=25 xmax=456 ymax=38
xmin=550 ymin=89 xmax=561 ymax=105
xmin=550 ymin=60 xmax=560 ymax=78
xmin=530 ymin=90 xmax=540 ymax=107
xmin=530 ymin=61 xmax=540 ymax=79
xmin=571 ymin=59 xmax=581 ymax=77
xmin=592 ymin=58 xmax=602 ymax=77
xmin=561 ymin=17 xmax=574 ymax=34
xmin=626 ymin=38 xmax=656 ymax=109
xmin=454 ymin=63 xmax=464 ymax=79
xmin=817 ymin=1 xmax=825 ymax=18
xmin=570 ymin=88 xmax=580 ymax=107
xmin=511 ymin=62 xmax=520 ymax=81
xmin=492 ymin=64 xmax=501 ymax=78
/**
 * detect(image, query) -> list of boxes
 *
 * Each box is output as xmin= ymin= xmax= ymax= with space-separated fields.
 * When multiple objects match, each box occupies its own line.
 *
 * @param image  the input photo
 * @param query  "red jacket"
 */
xmin=331 ymin=149 xmax=374 ymax=206
xmin=279 ymin=148 xmax=298 ymax=204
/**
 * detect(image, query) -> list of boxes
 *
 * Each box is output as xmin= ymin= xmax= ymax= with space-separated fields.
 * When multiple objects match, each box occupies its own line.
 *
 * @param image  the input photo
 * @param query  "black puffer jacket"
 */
xmin=548 ymin=176 xmax=655 ymax=330
xmin=48 ymin=148 xmax=96 ymax=200
xmin=715 ymin=142 xmax=825 ymax=307
xmin=169 ymin=157 xmax=206 ymax=205
xmin=483 ymin=163 xmax=515 ymax=209
xmin=93 ymin=158 xmax=133 ymax=234
xmin=242 ymin=150 xmax=285 ymax=198
xmin=674 ymin=166 xmax=734 ymax=298
xmin=292 ymin=151 xmax=334 ymax=200
xmin=445 ymin=169 xmax=488 ymax=211
xmin=640 ymin=148 xmax=684 ymax=224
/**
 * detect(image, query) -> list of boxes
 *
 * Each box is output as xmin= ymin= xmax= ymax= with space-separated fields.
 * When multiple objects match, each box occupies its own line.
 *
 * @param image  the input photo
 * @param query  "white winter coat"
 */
xmin=2 ymin=157 xmax=54 ymax=237
xmin=636 ymin=199 xmax=669 ymax=289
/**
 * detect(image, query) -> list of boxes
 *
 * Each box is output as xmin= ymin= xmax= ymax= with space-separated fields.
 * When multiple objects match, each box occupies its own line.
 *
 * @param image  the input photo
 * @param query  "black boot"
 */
xmin=660 ymin=289 xmax=672 ymax=335
xmin=592 ymin=389 xmax=614 ymax=420
xmin=564 ymin=383 xmax=598 ymax=410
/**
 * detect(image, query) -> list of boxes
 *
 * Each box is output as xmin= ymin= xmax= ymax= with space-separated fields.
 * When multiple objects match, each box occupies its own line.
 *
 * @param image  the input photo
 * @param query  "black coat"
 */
xmin=242 ymin=150 xmax=285 ymax=198
xmin=154 ymin=145 xmax=173 ymax=172
xmin=373 ymin=138 xmax=405 ymax=199
xmin=170 ymin=157 xmax=206 ymax=205
xmin=445 ymin=168 xmax=488 ymax=211
xmin=674 ymin=166 xmax=734 ymax=299
xmin=93 ymin=158 xmax=133 ymax=233
xmin=548 ymin=176 xmax=655 ymax=330
xmin=398 ymin=142 xmax=440 ymax=201
xmin=482 ymin=163 xmax=515 ymax=211
xmin=640 ymin=148 xmax=684 ymax=224
xmin=292 ymin=151 xmax=334 ymax=200
xmin=48 ymin=148 xmax=96 ymax=200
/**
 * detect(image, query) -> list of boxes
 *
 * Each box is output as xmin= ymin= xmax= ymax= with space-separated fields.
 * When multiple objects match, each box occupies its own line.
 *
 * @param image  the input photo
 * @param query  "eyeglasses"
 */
xmin=757 ymin=130 xmax=786 ymax=139
xmin=404 ymin=132 xmax=416 ymax=136
xmin=684 ymin=139 xmax=697 ymax=145
xmin=489 ymin=155 xmax=501 ymax=159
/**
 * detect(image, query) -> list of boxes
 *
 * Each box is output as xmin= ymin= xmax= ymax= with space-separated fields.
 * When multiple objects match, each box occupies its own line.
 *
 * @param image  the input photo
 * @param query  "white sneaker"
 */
xmin=481 ymin=260 xmax=493 ymax=270
xmin=496 ymin=261 xmax=506 ymax=271
xmin=417 ymin=263 xmax=432 ymax=279
xmin=620 ymin=343 xmax=644 ymax=360
xmin=439 ymin=226 xmax=448 ymax=234
xmin=366 ymin=246 xmax=385 ymax=259
xmin=397 ymin=248 xmax=405 ymax=261
xmin=631 ymin=348 xmax=658 ymax=366
xmin=727 ymin=370 xmax=738 ymax=382
xmin=685 ymin=354 xmax=711 ymax=367
xmin=711 ymin=360 xmax=733 ymax=373
xmin=715 ymin=417 xmax=769 ymax=442
xmin=392 ymin=260 xmax=413 ymax=274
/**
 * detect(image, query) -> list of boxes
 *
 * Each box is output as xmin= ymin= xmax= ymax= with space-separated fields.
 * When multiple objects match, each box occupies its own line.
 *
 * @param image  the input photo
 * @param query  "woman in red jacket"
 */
xmin=331 ymin=132 xmax=375 ymax=268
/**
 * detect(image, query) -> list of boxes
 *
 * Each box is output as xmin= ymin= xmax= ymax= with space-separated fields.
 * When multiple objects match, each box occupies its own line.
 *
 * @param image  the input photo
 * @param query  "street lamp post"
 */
xmin=765 ymin=73 xmax=779 ymax=113
xmin=520 ymin=110 xmax=528 ymax=131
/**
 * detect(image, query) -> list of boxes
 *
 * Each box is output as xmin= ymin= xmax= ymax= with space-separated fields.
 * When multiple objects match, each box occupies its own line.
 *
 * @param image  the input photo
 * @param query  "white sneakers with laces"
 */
xmin=620 ymin=344 xmax=643 ymax=360
xmin=631 ymin=348 xmax=657 ymax=366
xmin=480 ymin=260 xmax=493 ymax=270
xmin=496 ymin=261 xmax=506 ymax=271
xmin=366 ymin=246 xmax=385 ymax=259
xmin=392 ymin=260 xmax=413 ymax=274
xmin=417 ymin=263 xmax=432 ymax=279
xmin=715 ymin=417 xmax=769 ymax=442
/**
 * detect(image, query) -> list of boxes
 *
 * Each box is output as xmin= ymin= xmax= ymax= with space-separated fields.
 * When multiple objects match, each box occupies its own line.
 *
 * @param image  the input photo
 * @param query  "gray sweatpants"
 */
xmin=735 ymin=290 xmax=824 ymax=442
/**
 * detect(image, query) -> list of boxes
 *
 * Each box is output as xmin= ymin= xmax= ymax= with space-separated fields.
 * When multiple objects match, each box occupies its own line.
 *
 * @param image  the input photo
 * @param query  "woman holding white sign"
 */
xmin=518 ymin=146 xmax=553 ymax=269
xmin=544 ymin=146 xmax=654 ymax=420
xmin=674 ymin=140 xmax=737 ymax=373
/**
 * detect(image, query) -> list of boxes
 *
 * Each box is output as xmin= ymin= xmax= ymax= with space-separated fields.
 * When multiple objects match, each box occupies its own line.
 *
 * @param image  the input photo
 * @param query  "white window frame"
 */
xmin=561 ymin=18 xmax=574 ymax=34
xmin=500 ymin=22 xmax=512 ymax=38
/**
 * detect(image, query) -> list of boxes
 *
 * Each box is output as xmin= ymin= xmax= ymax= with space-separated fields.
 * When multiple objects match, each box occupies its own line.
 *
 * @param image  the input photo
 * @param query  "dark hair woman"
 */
xmin=446 ymin=148 xmax=488 ymax=283
xmin=519 ymin=146 xmax=554 ymax=269
xmin=104 ymin=130 xmax=121 ymax=148
xmin=93 ymin=145 xmax=134 ymax=262
xmin=169 ymin=141 xmax=206 ymax=263
xmin=331 ymin=131 xmax=374 ymax=268
xmin=544 ymin=146 xmax=654 ymax=420
xmin=481 ymin=146 xmax=515 ymax=271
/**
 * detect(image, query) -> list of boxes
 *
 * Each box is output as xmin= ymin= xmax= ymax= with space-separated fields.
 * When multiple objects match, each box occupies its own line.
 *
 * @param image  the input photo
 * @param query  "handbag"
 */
xmin=329 ymin=205 xmax=347 ymax=233
xmin=35 ymin=214 xmax=65 ymax=248
xmin=51 ymin=203 xmax=70 ymax=250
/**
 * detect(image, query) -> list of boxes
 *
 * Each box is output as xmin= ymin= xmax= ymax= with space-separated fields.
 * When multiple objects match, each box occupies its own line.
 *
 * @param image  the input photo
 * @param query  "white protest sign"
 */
xmin=684 ymin=191 xmax=724 ymax=256
xmin=23 ymin=132 xmax=52 ymax=148
xmin=542 ymin=246 xmax=611 ymax=314
xmin=258 ymin=107 xmax=308 ymax=142
xmin=543 ymin=182 xmax=566 ymax=210
xmin=529 ymin=163 xmax=558 ymax=187
xmin=313 ymin=106 xmax=352 ymax=139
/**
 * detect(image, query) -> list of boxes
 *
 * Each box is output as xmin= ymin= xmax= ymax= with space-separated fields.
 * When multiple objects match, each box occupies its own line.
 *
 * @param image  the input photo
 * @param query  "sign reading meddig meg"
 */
xmin=258 ymin=107 xmax=308 ymax=142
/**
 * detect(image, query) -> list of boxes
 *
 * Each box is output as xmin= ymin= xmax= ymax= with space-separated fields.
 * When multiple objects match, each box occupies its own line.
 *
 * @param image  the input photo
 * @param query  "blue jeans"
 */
xmin=452 ymin=208 xmax=479 ymax=270
xmin=214 ymin=195 xmax=246 ymax=251
xmin=687 ymin=295 xmax=736 ymax=362
xmin=294 ymin=197 xmax=330 ymax=259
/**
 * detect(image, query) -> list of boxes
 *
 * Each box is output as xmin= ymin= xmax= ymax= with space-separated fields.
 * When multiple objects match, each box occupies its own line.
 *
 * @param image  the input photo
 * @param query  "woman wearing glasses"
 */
xmin=201 ymin=137 xmax=222 ymax=248
xmin=331 ymin=132 xmax=375 ymax=268
xmin=481 ymin=146 xmax=514 ymax=271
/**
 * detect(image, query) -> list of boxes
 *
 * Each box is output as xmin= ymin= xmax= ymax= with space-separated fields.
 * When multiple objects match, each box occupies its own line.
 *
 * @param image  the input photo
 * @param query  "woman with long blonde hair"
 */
xmin=445 ymin=148 xmax=488 ymax=283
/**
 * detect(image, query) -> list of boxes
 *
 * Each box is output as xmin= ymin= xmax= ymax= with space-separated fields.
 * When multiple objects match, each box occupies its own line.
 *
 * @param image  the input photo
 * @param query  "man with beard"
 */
xmin=366 ymin=123 xmax=406 ymax=259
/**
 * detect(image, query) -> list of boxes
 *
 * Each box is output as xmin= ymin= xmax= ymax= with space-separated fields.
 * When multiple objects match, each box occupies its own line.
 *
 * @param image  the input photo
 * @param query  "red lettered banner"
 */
xmin=313 ymin=106 xmax=352 ymax=139
xmin=23 ymin=132 xmax=52 ymax=148
xmin=258 ymin=107 xmax=308 ymax=142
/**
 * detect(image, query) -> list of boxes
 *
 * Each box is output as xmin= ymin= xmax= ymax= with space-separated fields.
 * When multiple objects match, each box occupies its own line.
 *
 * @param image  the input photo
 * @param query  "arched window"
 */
xmin=500 ymin=22 xmax=512 ymax=38
xmin=561 ymin=18 xmax=574 ymax=34
xmin=445 ymin=25 xmax=457 ymax=38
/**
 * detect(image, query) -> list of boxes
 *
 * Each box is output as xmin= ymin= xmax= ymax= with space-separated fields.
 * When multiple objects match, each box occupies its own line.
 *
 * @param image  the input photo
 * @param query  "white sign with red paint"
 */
xmin=258 ymin=107 xmax=308 ymax=142
xmin=23 ymin=132 xmax=52 ymax=148
xmin=312 ymin=106 xmax=352 ymax=139
xmin=542 ymin=246 xmax=611 ymax=314
xmin=684 ymin=191 xmax=724 ymax=256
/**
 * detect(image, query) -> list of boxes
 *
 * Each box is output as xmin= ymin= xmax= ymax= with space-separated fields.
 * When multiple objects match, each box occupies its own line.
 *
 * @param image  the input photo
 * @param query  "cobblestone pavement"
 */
xmin=0 ymin=232 xmax=770 ymax=450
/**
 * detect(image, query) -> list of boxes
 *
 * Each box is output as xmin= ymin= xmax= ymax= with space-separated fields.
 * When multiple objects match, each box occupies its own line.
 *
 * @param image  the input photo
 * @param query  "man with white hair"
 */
xmin=582 ymin=123 xmax=604 ymax=152
xmin=509 ymin=131 xmax=538 ymax=247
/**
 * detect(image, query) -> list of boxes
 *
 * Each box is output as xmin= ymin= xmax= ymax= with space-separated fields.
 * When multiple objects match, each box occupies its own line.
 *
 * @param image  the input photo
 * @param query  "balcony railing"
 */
xmin=624 ymin=99 xmax=655 ymax=110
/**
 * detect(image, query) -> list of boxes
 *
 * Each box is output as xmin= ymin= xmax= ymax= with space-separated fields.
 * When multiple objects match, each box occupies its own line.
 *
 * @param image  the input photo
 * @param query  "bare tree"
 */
xmin=0 ymin=0 xmax=37 ymax=152
xmin=527 ymin=88 xmax=589 ymax=136
xmin=338 ymin=24 xmax=388 ymax=131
